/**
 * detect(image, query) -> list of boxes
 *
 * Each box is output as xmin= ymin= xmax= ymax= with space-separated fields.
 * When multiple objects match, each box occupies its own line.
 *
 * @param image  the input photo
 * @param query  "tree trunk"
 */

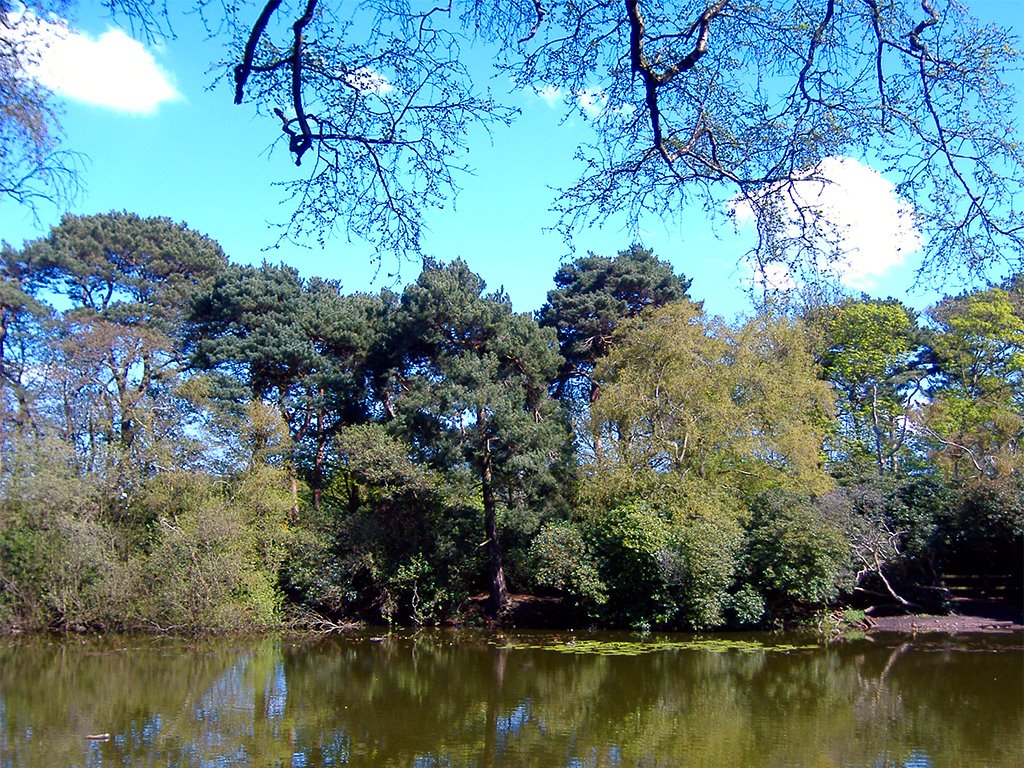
xmin=480 ymin=429 xmax=508 ymax=615
xmin=288 ymin=464 xmax=300 ymax=520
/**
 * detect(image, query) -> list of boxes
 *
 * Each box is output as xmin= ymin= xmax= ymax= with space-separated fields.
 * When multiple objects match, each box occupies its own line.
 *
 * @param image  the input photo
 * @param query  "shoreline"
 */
xmin=863 ymin=597 xmax=1024 ymax=635
xmin=865 ymin=613 xmax=1024 ymax=634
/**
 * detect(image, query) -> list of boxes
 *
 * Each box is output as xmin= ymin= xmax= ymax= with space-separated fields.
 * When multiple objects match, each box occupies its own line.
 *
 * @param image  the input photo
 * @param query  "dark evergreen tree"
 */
xmin=190 ymin=263 xmax=387 ymax=506
xmin=539 ymin=244 xmax=692 ymax=404
xmin=387 ymin=260 xmax=574 ymax=613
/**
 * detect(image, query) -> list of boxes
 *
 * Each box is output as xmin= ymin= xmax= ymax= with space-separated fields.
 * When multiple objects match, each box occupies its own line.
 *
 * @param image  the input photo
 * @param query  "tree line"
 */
xmin=1 ymin=212 xmax=1022 ymax=632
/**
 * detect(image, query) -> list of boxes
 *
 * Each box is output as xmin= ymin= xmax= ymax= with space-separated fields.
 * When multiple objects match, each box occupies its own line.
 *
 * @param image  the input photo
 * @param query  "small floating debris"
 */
xmin=85 ymin=733 xmax=110 ymax=741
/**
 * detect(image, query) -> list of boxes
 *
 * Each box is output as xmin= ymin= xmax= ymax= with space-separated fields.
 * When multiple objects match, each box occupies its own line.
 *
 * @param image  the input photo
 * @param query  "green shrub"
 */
xmin=952 ymin=477 xmax=1024 ymax=585
xmin=529 ymin=520 xmax=607 ymax=612
xmin=588 ymin=481 xmax=743 ymax=630
xmin=742 ymin=490 xmax=850 ymax=620
xmin=135 ymin=468 xmax=290 ymax=630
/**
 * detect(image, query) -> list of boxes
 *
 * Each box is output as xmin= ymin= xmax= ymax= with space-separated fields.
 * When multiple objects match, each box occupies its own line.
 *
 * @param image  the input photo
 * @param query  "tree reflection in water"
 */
xmin=0 ymin=631 xmax=1020 ymax=767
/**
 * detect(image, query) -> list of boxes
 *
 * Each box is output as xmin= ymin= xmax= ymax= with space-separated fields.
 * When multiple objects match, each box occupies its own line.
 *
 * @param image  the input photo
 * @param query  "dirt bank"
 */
xmin=865 ymin=598 xmax=1024 ymax=634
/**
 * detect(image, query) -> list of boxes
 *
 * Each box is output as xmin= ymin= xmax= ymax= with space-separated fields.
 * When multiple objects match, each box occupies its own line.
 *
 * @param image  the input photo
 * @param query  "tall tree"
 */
xmin=387 ymin=260 xmax=573 ymax=613
xmin=538 ymin=244 xmax=692 ymax=461
xmin=816 ymin=298 xmax=927 ymax=477
xmin=0 ymin=246 xmax=52 ymax=455
xmin=15 ymin=212 xmax=227 ymax=469
xmin=190 ymin=263 xmax=386 ymax=505
xmin=923 ymin=286 xmax=1024 ymax=480
xmin=539 ymin=244 xmax=692 ymax=404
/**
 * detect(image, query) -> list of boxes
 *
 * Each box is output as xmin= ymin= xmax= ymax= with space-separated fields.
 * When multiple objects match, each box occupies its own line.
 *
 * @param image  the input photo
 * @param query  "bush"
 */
xmin=135 ymin=468 xmax=291 ymax=630
xmin=741 ymin=490 xmax=850 ymax=621
xmin=529 ymin=520 xmax=607 ymax=612
xmin=283 ymin=431 xmax=484 ymax=625
xmin=952 ymin=477 xmax=1024 ymax=587
xmin=0 ymin=436 xmax=133 ymax=632
xmin=588 ymin=481 xmax=743 ymax=630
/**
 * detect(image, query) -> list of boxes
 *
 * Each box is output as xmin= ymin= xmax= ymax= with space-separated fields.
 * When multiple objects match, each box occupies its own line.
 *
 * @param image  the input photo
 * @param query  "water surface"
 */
xmin=1 ymin=630 xmax=1021 ymax=767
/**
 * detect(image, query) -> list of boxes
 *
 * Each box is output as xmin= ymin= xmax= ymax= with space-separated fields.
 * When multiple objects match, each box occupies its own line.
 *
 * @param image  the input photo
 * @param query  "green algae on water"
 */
xmin=490 ymin=638 xmax=820 ymax=656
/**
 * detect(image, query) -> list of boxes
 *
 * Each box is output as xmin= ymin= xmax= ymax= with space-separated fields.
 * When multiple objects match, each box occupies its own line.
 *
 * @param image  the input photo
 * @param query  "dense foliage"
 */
xmin=2 ymin=213 xmax=1022 ymax=632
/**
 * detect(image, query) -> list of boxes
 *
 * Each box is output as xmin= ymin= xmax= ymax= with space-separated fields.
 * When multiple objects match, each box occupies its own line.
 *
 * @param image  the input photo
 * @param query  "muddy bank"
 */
xmin=865 ymin=598 xmax=1024 ymax=634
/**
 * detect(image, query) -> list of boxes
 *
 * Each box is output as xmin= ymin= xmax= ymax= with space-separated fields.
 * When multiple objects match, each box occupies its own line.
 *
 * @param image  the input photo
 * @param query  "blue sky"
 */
xmin=2 ymin=1 xmax=1022 ymax=317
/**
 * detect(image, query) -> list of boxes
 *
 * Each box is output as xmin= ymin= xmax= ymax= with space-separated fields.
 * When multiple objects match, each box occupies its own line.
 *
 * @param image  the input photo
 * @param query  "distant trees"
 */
xmin=539 ymin=244 xmax=692 ymax=462
xmin=2 ymin=214 xmax=1023 ymax=631
xmin=570 ymin=301 xmax=836 ymax=629
xmin=189 ymin=263 xmax=386 ymax=506
xmin=540 ymin=245 xmax=692 ymax=403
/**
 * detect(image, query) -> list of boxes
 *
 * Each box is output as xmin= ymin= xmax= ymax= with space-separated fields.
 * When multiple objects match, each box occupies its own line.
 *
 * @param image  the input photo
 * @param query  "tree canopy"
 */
xmin=3 ymin=217 xmax=1024 ymax=631
xmin=3 ymin=1 xmax=1022 ymax=281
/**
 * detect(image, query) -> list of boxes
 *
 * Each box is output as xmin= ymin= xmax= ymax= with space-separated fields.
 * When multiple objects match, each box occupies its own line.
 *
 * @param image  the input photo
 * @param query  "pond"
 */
xmin=0 ymin=629 xmax=1021 ymax=767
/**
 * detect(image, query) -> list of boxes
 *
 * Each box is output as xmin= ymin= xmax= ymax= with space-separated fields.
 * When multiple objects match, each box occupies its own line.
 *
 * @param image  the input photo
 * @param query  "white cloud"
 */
xmin=732 ymin=156 xmax=923 ymax=291
xmin=535 ymin=84 xmax=563 ymax=107
xmin=5 ymin=10 xmax=181 ymax=115
xmin=344 ymin=67 xmax=394 ymax=95
xmin=576 ymin=87 xmax=607 ymax=117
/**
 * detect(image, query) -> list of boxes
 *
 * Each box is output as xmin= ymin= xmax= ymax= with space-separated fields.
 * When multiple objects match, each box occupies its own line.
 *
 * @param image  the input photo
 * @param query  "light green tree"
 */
xmin=592 ymin=301 xmax=833 ymax=496
xmin=924 ymin=286 xmax=1024 ymax=480
xmin=816 ymin=298 xmax=926 ymax=477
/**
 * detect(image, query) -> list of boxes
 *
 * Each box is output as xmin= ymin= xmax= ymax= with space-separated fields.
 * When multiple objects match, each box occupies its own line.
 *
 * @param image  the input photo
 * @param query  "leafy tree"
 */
xmin=538 ymin=244 xmax=692 ymax=462
xmin=584 ymin=303 xmax=834 ymax=627
xmin=923 ymin=286 xmax=1024 ymax=480
xmin=816 ymin=298 xmax=927 ymax=477
xmin=592 ymin=301 xmax=833 ymax=495
xmin=386 ymin=259 xmax=573 ymax=613
xmin=21 ymin=211 xmax=226 ymax=318
xmin=13 ymin=212 xmax=227 ymax=472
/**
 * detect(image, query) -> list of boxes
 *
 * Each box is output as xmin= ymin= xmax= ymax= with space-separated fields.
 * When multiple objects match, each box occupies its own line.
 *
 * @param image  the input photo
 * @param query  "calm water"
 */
xmin=0 ymin=629 xmax=1021 ymax=767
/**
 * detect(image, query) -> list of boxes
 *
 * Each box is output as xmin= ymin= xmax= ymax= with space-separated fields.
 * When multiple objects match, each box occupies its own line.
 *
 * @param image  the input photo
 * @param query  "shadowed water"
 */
xmin=0 ymin=630 xmax=1021 ymax=767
